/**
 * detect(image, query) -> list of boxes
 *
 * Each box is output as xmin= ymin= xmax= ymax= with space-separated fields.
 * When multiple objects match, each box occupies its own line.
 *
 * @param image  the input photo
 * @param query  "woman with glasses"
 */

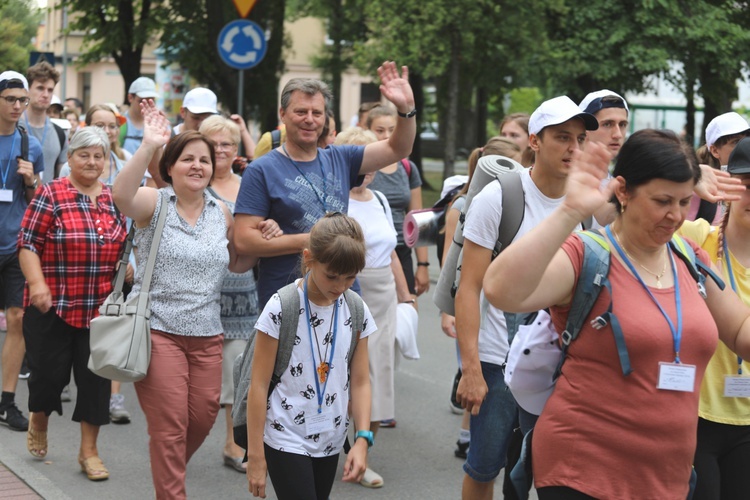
xmin=198 ymin=115 xmax=281 ymax=473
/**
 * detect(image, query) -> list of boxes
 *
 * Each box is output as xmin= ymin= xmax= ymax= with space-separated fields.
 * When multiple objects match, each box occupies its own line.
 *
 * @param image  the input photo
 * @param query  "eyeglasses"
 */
xmin=94 ymin=123 xmax=120 ymax=131
xmin=215 ymin=142 xmax=237 ymax=151
xmin=1 ymin=96 xmax=30 ymax=106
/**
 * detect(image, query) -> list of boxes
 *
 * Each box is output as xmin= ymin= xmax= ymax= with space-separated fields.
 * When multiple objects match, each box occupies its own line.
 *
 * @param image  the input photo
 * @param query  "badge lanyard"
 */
xmin=282 ymin=144 xmax=329 ymax=214
xmin=722 ymin=237 xmax=744 ymax=374
xmin=1 ymin=133 xmax=18 ymax=190
xmin=607 ymin=225 xmax=683 ymax=363
xmin=303 ymin=275 xmax=339 ymax=413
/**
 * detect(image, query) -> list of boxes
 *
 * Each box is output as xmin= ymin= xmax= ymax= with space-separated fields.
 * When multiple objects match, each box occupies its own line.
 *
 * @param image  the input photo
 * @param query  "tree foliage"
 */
xmin=0 ymin=0 xmax=41 ymax=72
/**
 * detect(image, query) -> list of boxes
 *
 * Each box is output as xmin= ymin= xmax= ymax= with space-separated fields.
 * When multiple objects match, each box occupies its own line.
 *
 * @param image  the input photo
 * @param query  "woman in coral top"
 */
xmin=483 ymin=129 xmax=750 ymax=499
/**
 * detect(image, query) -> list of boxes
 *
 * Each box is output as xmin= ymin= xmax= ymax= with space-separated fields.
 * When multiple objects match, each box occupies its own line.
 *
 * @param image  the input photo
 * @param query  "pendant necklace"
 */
xmin=612 ymin=228 xmax=668 ymax=288
xmin=312 ymin=302 xmax=336 ymax=384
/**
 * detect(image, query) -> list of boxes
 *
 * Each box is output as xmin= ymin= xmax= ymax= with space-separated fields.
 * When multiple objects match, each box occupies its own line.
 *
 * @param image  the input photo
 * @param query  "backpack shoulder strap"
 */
xmin=372 ymin=190 xmax=387 ymax=214
xmin=343 ymin=289 xmax=365 ymax=366
xmin=669 ymin=234 xmax=725 ymax=296
xmin=556 ymin=231 xmax=632 ymax=378
xmin=16 ymin=124 xmax=29 ymax=161
xmin=273 ymin=282 xmax=302 ymax=388
xmin=493 ymin=171 xmax=525 ymax=258
xmin=400 ymin=158 xmax=411 ymax=177
xmin=118 ymin=120 xmax=128 ymax=146
xmin=53 ymin=123 xmax=65 ymax=149
xmin=271 ymin=129 xmax=281 ymax=149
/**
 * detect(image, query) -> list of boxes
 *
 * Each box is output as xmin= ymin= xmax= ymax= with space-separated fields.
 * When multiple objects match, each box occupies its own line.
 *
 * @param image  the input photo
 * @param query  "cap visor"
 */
xmin=185 ymin=106 xmax=218 ymax=115
xmin=136 ymin=91 xmax=158 ymax=99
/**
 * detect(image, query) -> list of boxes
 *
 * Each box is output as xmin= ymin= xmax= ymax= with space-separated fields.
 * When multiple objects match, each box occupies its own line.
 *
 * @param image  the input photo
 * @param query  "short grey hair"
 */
xmin=280 ymin=78 xmax=332 ymax=112
xmin=68 ymin=127 xmax=110 ymax=158
xmin=199 ymin=115 xmax=241 ymax=146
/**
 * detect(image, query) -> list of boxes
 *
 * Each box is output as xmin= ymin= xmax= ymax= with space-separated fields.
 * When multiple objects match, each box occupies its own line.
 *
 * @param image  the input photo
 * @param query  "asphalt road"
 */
xmin=0 ymin=253 xmax=537 ymax=500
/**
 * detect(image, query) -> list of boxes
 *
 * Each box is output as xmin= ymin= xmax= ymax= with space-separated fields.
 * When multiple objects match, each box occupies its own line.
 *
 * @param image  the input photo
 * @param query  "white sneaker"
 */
xmin=109 ymin=394 xmax=131 ymax=424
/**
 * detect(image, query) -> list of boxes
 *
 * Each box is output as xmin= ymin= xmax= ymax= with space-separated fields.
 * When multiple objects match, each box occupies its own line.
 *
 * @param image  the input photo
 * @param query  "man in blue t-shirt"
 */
xmin=234 ymin=61 xmax=417 ymax=307
xmin=0 ymin=71 xmax=44 ymax=432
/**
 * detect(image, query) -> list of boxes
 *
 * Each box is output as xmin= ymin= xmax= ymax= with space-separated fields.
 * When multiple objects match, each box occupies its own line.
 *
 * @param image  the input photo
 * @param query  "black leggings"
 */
xmin=264 ymin=444 xmax=340 ymax=500
xmin=537 ymin=487 xmax=597 ymax=500
xmin=693 ymin=417 xmax=750 ymax=500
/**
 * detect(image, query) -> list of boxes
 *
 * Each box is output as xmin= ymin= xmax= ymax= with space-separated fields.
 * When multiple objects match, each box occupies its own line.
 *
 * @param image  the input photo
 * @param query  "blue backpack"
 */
xmin=508 ymin=229 xmax=724 ymax=500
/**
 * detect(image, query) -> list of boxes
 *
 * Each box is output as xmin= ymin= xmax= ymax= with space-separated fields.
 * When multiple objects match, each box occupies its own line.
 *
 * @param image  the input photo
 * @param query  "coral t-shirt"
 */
xmin=534 ymin=234 xmax=718 ymax=499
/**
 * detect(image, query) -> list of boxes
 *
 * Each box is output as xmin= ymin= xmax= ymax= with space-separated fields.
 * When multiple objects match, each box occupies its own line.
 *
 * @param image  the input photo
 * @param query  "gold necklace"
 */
xmin=612 ymin=229 xmax=668 ymax=288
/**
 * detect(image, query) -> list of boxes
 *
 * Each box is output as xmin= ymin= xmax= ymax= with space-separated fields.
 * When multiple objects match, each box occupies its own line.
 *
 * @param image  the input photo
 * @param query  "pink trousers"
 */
xmin=135 ymin=330 xmax=223 ymax=500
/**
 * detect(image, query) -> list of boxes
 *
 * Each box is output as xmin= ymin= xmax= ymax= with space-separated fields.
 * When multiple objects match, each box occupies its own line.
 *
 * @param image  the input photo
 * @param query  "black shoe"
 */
xmin=450 ymin=369 xmax=462 ymax=414
xmin=454 ymin=440 xmax=469 ymax=459
xmin=18 ymin=357 xmax=30 ymax=380
xmin=0 ymin=401 xmax=29 ymax=431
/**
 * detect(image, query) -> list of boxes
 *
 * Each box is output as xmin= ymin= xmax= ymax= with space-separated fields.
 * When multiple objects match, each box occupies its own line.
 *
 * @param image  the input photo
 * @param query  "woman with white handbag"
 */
xmin=112 ymin=100 xmax=277 ymax=499
xmin=18 ymin=127 xmax=128 ymax=480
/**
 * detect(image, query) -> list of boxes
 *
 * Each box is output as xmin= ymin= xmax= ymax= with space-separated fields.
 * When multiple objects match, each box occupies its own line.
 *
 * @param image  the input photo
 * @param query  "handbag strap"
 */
xmin=111 ymin=190 xmax=170 ymax=295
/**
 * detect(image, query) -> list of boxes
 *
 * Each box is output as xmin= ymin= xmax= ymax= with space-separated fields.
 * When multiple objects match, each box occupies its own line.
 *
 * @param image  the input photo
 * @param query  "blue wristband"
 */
xmin=355 ymin=430 xmax=374 ymax=448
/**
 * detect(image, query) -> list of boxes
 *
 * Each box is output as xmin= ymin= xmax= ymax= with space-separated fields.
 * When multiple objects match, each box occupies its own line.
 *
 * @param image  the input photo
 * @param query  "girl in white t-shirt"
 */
xmin=246 ymin=213 xmax=376 ymax=499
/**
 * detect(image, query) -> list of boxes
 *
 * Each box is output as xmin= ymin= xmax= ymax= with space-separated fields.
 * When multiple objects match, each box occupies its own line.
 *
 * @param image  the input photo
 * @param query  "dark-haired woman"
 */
xmin=112 ymin=101 xmax=279 ymax=499
xmin=484 ymin=129 xmax=750 ymax=499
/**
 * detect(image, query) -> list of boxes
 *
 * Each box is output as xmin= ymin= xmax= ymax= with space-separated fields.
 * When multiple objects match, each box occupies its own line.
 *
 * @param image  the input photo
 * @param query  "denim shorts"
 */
xmin=0 ymin=252 xmax=25 ymax=309
xmin=463 ymin=361 xmax=519 ymax=482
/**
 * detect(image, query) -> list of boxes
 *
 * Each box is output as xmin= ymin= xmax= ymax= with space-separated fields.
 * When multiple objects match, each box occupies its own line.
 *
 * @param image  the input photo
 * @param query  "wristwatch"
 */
xmin=355 ymin=430 xmax=374 ymax=448
xmin=397 ymin=108 xmax=417 ymax=119
xmin=25 ymin=178 xmax=38 ymax=190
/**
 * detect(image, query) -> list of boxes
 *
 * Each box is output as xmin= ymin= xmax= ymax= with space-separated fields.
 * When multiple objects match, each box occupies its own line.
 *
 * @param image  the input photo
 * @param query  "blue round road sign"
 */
xmin=217 ymin=20 xmax=267 ymax=70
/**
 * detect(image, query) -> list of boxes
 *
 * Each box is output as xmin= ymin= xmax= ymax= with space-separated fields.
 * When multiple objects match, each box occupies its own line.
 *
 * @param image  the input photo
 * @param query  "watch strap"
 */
xmin=397 ymin=108 xmax=417 ymax=118
xmin=355 ymin=430 xmax=374 ymax=448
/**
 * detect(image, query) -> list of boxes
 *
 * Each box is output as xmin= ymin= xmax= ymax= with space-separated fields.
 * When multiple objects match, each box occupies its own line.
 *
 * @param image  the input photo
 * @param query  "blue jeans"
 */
xmin=464 ymin=361 xmax=519 ymax=482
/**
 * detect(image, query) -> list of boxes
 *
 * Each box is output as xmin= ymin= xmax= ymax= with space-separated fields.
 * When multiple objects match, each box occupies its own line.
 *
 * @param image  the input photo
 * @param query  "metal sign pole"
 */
xmin=238 ymin=69 xmax=245 ymax=156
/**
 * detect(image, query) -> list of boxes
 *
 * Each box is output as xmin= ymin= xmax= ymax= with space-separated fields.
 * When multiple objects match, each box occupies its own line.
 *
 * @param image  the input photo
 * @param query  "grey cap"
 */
xmin=128 ymin=77 xmax=157 ymax=99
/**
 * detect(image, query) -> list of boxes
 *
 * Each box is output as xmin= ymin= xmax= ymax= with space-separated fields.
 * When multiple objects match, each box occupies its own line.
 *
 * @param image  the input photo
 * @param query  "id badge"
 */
xmin=657 ymin=362 xmax=696 ymax=392
xmin=724 ymin=375 xmax=750 ymax=397
xmin=0 ymin=189 xmax=13 ymax=203
xmin=305 ymin=411 xmax=335 ymax=435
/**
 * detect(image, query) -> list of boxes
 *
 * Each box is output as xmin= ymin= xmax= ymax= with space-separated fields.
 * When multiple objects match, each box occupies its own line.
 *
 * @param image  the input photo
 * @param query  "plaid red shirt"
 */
xmin=18 ymin=177 xmax=127 ymax=328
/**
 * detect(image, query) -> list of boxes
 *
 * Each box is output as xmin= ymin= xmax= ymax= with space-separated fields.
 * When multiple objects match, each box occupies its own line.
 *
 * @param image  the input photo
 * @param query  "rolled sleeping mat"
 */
xmin=404 ymin=208 xmax=441 ymax=248
xmin=433 ymin=155 xmax=524 ymax=316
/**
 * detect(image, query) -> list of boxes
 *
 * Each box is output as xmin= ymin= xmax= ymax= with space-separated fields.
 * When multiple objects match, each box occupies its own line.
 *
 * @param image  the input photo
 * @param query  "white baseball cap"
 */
xmin=529 ymin=96 xmax=599 ymax=136
xmin=0 ymin=71 xmax=29 ymax=91
xmin=182 ymin=88 xmax=218 ymax=115
xmin=705 ymin=112 xmax=750 ymax=147
xmin=128 ymin=77 xmax=157 ymax=99
xmin=504 ymin=310 xmax=561 ymax=415
xmin=579 ymin=89 xmax=629 ymax=117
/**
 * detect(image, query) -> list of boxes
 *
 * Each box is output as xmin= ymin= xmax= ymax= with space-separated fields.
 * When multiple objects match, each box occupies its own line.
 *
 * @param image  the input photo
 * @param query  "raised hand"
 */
xmin=695 ymin=164 xmax=745 ymax=203
xmin=377 ymin=61 xmax=415 ymax=114
xmin=562 ymin=141 xmax=617 ymax=222
xmin=140 ymin=99 xmax=171 ymax=149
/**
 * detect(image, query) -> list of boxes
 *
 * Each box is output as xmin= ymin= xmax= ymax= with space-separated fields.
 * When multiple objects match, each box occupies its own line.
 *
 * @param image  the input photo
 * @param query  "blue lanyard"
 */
xmin=282 ymin=144 xmax=329 ymax=214
xmin=25 ymin=115 xmax=48 ymax=150
xmin=607 ymin=225 xmax=683 ymax=363
xmin=1 ymin=132 xmax=18 ymax=189
xmin=303 ymin=275 xmax=339 ymax=413
xmin=722 ymin=237 xmax=744 ymax=374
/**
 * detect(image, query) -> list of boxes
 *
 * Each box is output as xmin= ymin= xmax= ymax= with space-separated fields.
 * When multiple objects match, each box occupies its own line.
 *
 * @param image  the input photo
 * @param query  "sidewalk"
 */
xmin=0 ymin=446 xmax=70 ymax=500
xmin=0 ymin=461 xmax=41 ymax=499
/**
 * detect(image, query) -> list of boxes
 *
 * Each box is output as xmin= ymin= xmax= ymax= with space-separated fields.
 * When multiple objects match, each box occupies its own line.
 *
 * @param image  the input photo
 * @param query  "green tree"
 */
xmin=0 ymin=0 xmax=40 ymax=72
xmin=62 ymin=0 xmax=173 ymax=103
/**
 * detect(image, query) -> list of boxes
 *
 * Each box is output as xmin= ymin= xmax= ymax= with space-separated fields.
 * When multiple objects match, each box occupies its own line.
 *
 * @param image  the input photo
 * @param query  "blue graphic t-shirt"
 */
xmin=235 ymin=145 xmax=365 ymax=307
xmin=0 ymin=129 xmax=44 ymax=254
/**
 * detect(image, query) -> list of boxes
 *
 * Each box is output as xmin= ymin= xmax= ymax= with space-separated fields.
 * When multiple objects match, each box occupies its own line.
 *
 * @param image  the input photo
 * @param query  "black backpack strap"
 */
xmin=16 ymin=124 xmax=29 ymax=161
xmin=53 ymin=122 xmax=65 ymax=150
xmin=271 ymin=129 xmax=281 ymax=149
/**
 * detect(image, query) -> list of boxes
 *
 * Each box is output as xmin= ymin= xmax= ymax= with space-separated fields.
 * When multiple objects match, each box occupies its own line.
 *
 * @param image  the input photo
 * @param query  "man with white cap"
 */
xmin=0 ymin=70 xmax=43 ymax=432
xmin=579 ymin=89 xmax=629 ymax=157
xmin=24 ymin=62 xmax=67 ymax=182
xmin=705 ymin=111 xmax=750 ymax=169
xmin=454 ymin=95 xmax=598 ymax=500
xmin=121 ymin=76 xmax=159 ymax=155
xmin=173 ymin=87 xmax=218 ymax=135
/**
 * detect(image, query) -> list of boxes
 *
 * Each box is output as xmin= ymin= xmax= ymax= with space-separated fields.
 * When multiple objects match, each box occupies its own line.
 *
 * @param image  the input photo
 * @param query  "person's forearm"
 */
xmin=454 ymin=288 xmax=482 ymax=374
xmin=18 ymin=248 xmax=45 ymax=287
xmin=235 ymin=230 xmax=308 ymax=258
xmin=241 ymin=129 xmax=256 ymax=159
xmin=147 ymin=148 xmax=168 ymax=188
xmin=246 ymin=383 xmax=269 ymax=461
xmin=484 ymin=205 xmax=579 ymax=311
xmin=390 ymin=252 xmax=411 ymax=301
xmin=387 ymin=112 xmax=416 ymax=160
xmin=415 ymin=246 xmax=428 ymax=265
xmin=350 ymin=341 xmax=371 ymax=432
xmin=114 ymin=143 xmax=158 ymax=204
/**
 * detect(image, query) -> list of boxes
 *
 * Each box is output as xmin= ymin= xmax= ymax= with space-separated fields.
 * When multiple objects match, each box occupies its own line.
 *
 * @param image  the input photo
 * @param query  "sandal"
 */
xmin=78 ymin=455 xmax=109 ymax=481
xmin=223 ymin=453 xmax=246 ymax=473
xmin=27 ymin=428 xmax=47 ymax=460
xmin=360 ymin=467 xmax=384 ymax=488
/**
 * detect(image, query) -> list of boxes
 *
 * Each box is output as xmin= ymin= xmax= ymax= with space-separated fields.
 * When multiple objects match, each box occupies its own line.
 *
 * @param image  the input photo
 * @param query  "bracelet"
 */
xmin=397 ymin=108 xmax=417 ymax=119
xmin=417 ymin=261 xmax=430 ymax=267
xmin=401 ymin=299 xmax=416 ymax=304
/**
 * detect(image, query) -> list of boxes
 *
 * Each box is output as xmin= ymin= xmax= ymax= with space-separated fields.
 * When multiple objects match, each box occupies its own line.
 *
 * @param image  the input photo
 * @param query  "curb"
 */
xmin=0 ymin=442 xmax=71 ymax=500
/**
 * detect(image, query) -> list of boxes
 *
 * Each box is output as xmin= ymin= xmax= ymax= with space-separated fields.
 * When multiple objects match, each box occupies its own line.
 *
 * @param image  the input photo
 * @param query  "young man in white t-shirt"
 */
xmin=454 ymin=96 xmax=599 ymax=500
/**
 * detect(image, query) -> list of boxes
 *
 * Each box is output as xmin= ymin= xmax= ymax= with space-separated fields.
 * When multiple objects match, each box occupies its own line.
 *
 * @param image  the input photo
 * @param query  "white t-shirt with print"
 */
xmin=462 ymin=168 xmax=584 ymax=366
xmin=254 ymin=281 xmax=376 ymax=457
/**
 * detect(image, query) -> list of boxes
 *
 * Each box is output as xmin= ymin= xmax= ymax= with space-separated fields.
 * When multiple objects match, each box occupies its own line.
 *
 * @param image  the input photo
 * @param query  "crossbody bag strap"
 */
xmin=110 ymin=225 xmax=136 ymax=294
xmin=139 ymin=190 xmax=170 ymax=295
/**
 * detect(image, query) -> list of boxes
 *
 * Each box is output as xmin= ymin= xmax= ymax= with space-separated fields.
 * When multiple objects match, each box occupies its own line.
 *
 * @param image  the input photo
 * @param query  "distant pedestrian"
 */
xmin=24 ymin=62 xmax=67 ymax=182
